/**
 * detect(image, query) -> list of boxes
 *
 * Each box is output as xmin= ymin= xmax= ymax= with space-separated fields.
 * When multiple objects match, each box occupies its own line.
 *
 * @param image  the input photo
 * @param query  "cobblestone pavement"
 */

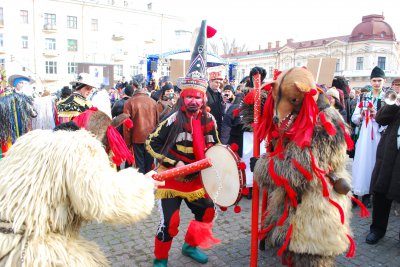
xmin=81 ymin=160 xmax=400 ymax=266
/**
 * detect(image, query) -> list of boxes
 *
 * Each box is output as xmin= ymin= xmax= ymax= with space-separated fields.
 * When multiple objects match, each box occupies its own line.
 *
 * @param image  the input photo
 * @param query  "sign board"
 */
xmin=306 ymin=58 xmax=337 ymax=87
xmin=170 ymin=59 xmax=190 ymax=84
xmin=77 ymin=63 xmax=114 ymax=89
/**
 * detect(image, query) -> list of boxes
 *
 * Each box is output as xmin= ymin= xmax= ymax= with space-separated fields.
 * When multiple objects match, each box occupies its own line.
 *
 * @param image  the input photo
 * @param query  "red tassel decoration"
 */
xmin=310 ymin=151 xmax=329 ymax=197
xmin=346 ymin=234 xmax=356 ymax=258
xmin=350 ymin=196 xmax=370 ymax=218
xmin=258 ymin=223 xmax=274 ymax=240
xmin=243 ymin=89 xmax=255 ymax=105
xmin=319 ymin=112 xmax=336 ymax=136
xmin=232 ymin=108 xmax=241 ymax=118
xmin=339 ymin=122 xmax=354 ymax=150
xmin=123 ymin=118 xmax=133 ymax=129
xmin=292 ymin=159 xmax=313 ymax=181
xmin=230 ymin=143 xmax=239 ymax=152
xmin=234 ymin=205 xmax=241 ymax=213
xmin=220 ymin=206 xmax=227 ymax=212
xmin=277 ymin=224 xmax=293 ymax=256
xmin=106 ymin=126 xmax=134 ymax=165
xmin=269 ymin=158 xmax=284 ymax=186
xmin=238 ymin=162 xmax=246 ymax=170
xmin=277 ymin=197 xmax=289 ymax=226
xmin=328 ymin=198 xmax=345 ymax=224
xmin=282 ymin=181 xmax=298 ymax=208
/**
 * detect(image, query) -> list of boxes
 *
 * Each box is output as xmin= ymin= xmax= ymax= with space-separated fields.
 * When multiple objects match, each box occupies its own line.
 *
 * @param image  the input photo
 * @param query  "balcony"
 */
xmin=43 ymin=24 xmax=57 ymax=32
xmin=43 ymin=50 xmax=59 ymax=57
xmin=112 ymin=34 xmax=124 ymax=41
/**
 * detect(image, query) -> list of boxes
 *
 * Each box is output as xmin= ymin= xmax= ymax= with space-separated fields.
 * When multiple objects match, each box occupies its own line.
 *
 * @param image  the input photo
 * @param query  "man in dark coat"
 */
xmin=220 ymin=85 xmax=243 ymax=156
xmin=206 ymin=70 xmax=224 ymax=135
xmin=366 ymin=79 xmax=400 ymax=245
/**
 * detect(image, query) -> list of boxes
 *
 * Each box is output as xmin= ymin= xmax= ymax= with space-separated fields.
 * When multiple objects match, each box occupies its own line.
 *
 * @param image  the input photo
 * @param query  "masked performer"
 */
xmin=249 ymin=67 xmax=366 ymax=266
xmin=56 ymin=73 xmax=96 ymax=123
xmin=0 ymin=121 xmax=157 ymax=266
xmin=146 ymin=20 xmax=220 ymax=267
xmin=0 ymin=74 xmax=36 ymax=158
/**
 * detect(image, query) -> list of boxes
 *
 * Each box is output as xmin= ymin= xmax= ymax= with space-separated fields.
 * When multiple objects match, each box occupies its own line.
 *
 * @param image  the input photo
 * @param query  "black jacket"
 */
xmin=206 ymin=86 xmax=223 ymax=134
xmin=370 ymin=104 xmax=400 ymax=201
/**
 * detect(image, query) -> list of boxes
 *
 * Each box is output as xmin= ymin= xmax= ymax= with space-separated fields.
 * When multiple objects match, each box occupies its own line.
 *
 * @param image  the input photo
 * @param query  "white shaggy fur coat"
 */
xmin=0 ymin=129 xmax=155 ymax=266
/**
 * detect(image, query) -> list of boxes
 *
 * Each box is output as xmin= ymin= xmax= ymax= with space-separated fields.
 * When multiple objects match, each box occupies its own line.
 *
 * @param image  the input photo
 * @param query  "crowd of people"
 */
xmin=0 ymin=21 xmax=399 ymax=266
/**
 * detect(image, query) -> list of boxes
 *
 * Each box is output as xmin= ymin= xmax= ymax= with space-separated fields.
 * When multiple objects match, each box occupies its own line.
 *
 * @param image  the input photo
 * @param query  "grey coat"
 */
xmin=370 ymin=104 xmax=400 ymax=201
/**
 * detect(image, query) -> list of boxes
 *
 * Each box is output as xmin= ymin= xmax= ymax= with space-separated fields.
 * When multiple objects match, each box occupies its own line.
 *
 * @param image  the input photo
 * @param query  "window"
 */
xmin=67 ymin=39 xmax=78 ymax=51
xmin=114 ymin=64 xmax=123 ymax=76
xmin=356 ymin=57 xmax=363 ymax=70
xmin=335 ymin=59 xmax=340 ymax=72
xmin=45 ymin=61 xmax=57 ymax=74
xmin=45 ymin=38 xmax=56 ymax=50
xmin=0 ymin=33 xmax=3 ymax=47
xmin=130 ymin=65 xmax=139 ymax=76
xmin=68 ymin=62 xmax=77 ymax=74
xmin=378 ymin=57 xmax=386 ymax=70
xmin=67 ymin=16 xmax=77 ymax=29
xmin=20 ymin=10 xmax=28 ymax=24
xmin=0 ymin=7 xmax=4 ymax=25
xmin=22 ymin=36 xmax=28 ymax=48
xmin=44 ymin=13 xmax=56 ymax=26
xmin=91 ymin=19 xmax=98 ymax=31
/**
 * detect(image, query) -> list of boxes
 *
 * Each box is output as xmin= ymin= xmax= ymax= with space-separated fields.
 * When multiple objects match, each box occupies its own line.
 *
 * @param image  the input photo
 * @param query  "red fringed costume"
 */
xmin=252 ymin=67 xmax=367 ymax=266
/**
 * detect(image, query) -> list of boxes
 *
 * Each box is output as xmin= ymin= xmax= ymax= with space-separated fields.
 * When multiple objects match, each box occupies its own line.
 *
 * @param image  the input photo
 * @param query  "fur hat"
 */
xmin=370 ymin=66 xmax=385 ymax=79
xmin=326 ymin=87 xmax=340 ymax=100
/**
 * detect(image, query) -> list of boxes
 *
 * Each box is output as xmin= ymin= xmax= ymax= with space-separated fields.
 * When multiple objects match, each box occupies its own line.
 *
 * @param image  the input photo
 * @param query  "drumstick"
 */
xmin=152 ymin=158 xmax=213 ymax=181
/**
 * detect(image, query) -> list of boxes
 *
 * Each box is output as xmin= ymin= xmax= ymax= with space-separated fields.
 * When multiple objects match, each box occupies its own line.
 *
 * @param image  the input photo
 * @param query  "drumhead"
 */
xmin=201 ymin=145 xmax=241 ymax=207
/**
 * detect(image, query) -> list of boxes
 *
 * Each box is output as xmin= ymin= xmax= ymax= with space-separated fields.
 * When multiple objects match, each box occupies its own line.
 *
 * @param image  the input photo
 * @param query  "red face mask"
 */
xmin=183 ymin=93 xmax=204 ymax=114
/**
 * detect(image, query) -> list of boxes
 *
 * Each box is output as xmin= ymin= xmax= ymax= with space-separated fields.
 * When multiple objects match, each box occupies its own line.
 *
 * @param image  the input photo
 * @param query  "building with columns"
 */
xmin=0 ymin=0 xmax=185 ymax=91
xmin=223 ymin=14 xmax=400 ymax=88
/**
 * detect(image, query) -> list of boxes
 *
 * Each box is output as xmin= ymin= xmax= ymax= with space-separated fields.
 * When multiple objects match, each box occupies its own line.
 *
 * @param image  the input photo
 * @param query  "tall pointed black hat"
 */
xmin=178 ymin=20 xmax=209 ymax=96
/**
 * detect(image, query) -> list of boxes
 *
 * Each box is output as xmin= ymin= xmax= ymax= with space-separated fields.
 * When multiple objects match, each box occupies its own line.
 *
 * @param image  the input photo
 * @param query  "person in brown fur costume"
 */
xmin=248 ymin=67 xmax=368 ymax=266
xmin=0 ymin=117 xmax=161 ymax=265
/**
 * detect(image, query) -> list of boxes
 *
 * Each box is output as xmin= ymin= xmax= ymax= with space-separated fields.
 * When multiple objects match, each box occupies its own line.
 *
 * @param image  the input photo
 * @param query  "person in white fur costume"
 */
xmin=0 ymin=128 xmax=157 ymax=266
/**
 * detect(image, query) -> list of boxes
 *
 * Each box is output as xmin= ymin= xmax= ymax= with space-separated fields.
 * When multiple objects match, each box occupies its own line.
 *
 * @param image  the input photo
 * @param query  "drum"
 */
xmin=201 ymin=144 xmax=245 ymax=207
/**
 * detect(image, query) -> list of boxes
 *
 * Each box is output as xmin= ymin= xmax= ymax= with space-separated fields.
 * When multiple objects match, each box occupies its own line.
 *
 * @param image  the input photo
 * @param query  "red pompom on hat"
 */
xmin=206 ymin=25 xmax=217 ymax=38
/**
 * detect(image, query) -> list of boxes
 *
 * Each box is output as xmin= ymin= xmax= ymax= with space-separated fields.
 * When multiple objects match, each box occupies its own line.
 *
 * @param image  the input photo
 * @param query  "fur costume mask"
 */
xmin=0 ymin=129 xmax=155 ymax=266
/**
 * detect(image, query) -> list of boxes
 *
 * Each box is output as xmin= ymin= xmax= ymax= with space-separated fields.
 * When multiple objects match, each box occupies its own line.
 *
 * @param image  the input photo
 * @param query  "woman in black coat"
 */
xmin=366 ymin=103 xmax=400 ymax=244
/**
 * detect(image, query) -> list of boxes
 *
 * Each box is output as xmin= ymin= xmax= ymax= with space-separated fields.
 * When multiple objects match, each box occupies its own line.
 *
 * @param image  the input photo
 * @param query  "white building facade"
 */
xmin=224 ymin=15 xmax=400 ymax=88
xmin=0 ymin=0 xmax=184 ymax=90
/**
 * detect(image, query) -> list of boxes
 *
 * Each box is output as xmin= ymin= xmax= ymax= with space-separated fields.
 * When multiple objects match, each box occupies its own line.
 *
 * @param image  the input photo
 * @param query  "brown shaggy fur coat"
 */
xmin=254 ymin=107 xmax=352 ymax=266
xmin=0 ymin=129 xmax=155 ymax=266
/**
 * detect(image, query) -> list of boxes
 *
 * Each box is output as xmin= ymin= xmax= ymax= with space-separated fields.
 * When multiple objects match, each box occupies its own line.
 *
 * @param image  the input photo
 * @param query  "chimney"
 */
xmin=268 ymin=42 xmax=272 ymax=49
xmin=287 ymin=38 xmax=293 ymax=44
xmin=276 ymin=41 xmax=280 ymax=48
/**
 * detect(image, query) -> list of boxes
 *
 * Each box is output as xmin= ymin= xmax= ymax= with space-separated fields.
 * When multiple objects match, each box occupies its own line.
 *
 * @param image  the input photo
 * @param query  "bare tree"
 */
xmin=208 ymin=37 xmax=247 ymax=56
